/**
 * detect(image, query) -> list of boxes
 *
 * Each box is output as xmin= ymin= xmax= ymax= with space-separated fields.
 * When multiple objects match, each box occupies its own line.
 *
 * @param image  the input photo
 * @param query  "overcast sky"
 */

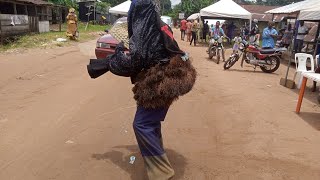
xmin=171 ymin=0 xmax=181 ymax=6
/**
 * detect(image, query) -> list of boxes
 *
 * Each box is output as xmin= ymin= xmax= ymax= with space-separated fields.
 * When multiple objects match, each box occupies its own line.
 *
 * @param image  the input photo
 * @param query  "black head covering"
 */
xmin=128 ymin=0 xmax=184 ymax=69
xmin=87 ymin=0 xmax=186 ymax=79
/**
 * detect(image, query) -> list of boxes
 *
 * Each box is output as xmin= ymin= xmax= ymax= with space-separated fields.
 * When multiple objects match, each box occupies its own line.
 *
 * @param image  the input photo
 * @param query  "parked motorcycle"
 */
xmin=223 ymin=40 xmax=287 ymax=73
xmin=208 ymin=36 xmax=228 ymax=64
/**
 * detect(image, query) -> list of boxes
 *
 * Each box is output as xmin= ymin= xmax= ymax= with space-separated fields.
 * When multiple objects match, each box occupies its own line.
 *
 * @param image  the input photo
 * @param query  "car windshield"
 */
xmin=109 ymin=17 xmax=129 ymax=47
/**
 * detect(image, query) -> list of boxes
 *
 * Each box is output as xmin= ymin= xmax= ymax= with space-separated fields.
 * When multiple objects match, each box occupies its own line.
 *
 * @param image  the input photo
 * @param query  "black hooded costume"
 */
xmin=87 ymin=0 xmax=196 ymax=179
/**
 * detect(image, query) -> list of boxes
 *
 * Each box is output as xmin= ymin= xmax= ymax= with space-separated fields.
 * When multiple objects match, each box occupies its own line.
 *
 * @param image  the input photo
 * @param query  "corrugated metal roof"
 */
xmin=240 ymin=5 xmax=280 ymax=14
xmin=15 ymin=0 xmax=53 ymax=5
xmin=251 ymin=13 xmax=286 ymax=22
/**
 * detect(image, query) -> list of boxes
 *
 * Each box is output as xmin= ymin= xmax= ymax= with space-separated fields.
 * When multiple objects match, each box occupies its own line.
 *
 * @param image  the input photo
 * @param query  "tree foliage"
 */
xmin=160 ymin=0 xmax=172 ymax=15
xmin=180 ymin=0 xmax=216 ymax=17
xmin=96 ymin=1 xmax=111 ymax=15
xmin=49 ymin=0 xmax=78 ymax=9
xmin=166 ymin=0 xmax=217 ymax=20
xmin=256 ymin=0 xmax=303 ymax=6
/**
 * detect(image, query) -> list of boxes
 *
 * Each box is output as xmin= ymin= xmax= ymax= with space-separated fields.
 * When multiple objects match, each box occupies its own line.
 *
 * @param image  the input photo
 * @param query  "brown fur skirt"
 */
xmin=132 ymin=55 xmax=197 ymax=109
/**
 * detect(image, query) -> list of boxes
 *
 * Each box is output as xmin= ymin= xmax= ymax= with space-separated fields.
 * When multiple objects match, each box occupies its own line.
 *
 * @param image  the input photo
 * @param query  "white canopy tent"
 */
xmin=200 ymin=0 xmax=252 ymax=20
xmin=266 ymin=0 xmax=318 ymax=14
xmin=187 ymin=13 xmax=200 ymax=20
xmin=109 ymin=0 xmax=131 ymax=15
xmin=266 ymin=0 xmax=320 ymax=88
xmin=299 ymin=6 xmax=320 ymax=21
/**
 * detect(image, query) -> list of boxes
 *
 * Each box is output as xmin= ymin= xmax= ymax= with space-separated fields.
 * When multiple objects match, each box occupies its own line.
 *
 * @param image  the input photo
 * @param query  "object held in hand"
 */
xmin=87 ymin=59 xmax=109 ymax=79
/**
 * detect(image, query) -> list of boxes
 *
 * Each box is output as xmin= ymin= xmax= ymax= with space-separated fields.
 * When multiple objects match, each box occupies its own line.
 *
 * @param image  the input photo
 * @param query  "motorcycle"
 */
xmin=223 ymin=40 xmax=287 ymax=73
xmin=208 ymin=36 xmax=228 ymax=64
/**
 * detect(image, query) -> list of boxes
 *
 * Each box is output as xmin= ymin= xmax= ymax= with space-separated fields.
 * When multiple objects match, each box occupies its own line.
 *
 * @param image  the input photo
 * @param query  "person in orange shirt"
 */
xmin=180 ymin=19 xmax=187 ymax=41
xmin=186 ymin=20 xmax=192 ymax=42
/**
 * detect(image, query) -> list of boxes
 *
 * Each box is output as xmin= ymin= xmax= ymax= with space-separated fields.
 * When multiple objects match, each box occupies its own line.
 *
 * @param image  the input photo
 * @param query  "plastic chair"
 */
xmin=293 ymin=53 xmax=315 ymax=89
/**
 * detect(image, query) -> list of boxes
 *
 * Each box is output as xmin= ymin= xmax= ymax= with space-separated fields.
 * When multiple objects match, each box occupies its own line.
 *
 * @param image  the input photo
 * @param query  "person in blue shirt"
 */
xmin=207 ymin=21 xmax=228 ymax=59
xmin=262 ymin=21 xmax=278 ymax=49
xmin=211 ymin=21 xmax=226 ymax=39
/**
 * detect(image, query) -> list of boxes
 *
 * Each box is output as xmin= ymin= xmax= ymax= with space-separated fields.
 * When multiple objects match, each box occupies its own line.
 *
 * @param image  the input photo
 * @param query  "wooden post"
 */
xmin=13 ymin=3 xmax=17 ymax=14
xmin=296 ymin=77 xmax=308 ymax=114
xmin=35 ymin=5 xmax=37 ymax=18
xmin=59 ymin=7 xmax=62 ymax=32
xmin=25 ymin=5 xmax=28 ymax=15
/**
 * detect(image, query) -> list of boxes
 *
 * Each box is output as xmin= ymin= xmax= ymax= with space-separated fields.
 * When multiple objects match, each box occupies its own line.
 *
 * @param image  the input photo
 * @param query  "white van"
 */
xmin=161 ymin=16 xmax=173 ymax=28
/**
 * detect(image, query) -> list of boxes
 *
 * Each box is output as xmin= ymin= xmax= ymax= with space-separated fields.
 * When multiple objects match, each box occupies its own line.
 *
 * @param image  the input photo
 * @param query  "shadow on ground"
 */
xmin=298 ymin=112 xmax=320 ymax=131
xmin=290 ymin=87 xmax=320 ymax=107
xmin=92 ymin=145 xmax=187 ymax=180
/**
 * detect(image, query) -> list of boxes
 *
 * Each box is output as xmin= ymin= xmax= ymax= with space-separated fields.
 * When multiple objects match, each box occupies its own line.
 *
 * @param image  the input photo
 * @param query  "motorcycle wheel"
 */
xmin=217 ymin=49 xmax=221 ymax=64
xmin=260 ymin=56 xmax=280 ymax=73
xmin=209 ymin=47 xmax=216 ymax=59
xmin=224 ymin=55 xmax=238 ymax=70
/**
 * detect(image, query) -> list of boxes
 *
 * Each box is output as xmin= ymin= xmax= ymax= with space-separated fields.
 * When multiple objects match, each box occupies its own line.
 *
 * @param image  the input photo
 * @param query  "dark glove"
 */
xmin=87 ymin=58 xmax=110 ymax=79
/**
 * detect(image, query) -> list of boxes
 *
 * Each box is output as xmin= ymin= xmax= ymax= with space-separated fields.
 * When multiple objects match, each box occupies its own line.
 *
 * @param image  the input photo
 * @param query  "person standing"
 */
xmin=227 ymin=21 xmax=237 ymax=44
xmin=281 ymin=23 xmax=293 ymax=48
xmin=186 ymin=20 xmax=192 ymax=42
xmin=190 ymin=20 xmax=198 ymax=46
xmin=232 ymin=32 xmax=242 ymax=54
xmin=249 ymin=19 xmax=260 ymax=45
xmin=197 ymin=19 xmax=203 ymax=42
xmin=87 ymin=0 xmax=196 ymax=179
xmin=180 ymin=18 xmax=187 ymax=41
xmin=66 ymin=8 xmax=78 ymax=40
xmin=262 ymin=21 xmax=278 ymax=49
xmin=295 ymin=21 xmax=309 ymax=53
xmin=203 ymin=21 xmax=209 ymax=43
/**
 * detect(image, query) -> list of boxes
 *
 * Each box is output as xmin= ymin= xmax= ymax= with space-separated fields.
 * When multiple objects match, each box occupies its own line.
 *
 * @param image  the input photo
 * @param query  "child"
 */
xmin=232 ymin=32 xmax=242 ymax=53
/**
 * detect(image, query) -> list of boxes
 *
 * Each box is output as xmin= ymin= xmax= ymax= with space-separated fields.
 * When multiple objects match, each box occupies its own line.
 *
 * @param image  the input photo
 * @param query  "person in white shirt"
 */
xmin=294 ymin=21 xmax=309 ymax=53
xmin=232 ymin=32 xmax=242 ymax=53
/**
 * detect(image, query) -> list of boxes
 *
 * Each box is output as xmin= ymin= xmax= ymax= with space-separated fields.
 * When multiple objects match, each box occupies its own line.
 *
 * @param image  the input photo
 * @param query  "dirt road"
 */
xmin=0 ymin=31 xmax=320 ymax=180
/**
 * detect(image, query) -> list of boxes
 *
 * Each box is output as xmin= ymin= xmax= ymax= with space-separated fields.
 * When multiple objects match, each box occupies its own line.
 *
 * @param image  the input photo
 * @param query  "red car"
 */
xmin=95 ymin=16 xmax=172 ymax=59
xmin=95 ymin=17 xmax=128 ymax=59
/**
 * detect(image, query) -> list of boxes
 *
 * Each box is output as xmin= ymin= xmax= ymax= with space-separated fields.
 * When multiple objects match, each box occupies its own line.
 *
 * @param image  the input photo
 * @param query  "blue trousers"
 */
xmin=133 ymin=106 xmax=174 ymax=180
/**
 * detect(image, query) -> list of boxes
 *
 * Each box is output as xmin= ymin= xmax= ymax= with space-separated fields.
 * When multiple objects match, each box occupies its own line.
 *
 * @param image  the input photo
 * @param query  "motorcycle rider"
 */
xmin=207 ymin=21 xmax=228 ymax=61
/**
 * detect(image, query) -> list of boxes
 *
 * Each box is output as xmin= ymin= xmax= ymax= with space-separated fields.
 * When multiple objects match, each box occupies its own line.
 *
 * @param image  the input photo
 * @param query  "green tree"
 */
xmin=96 ymin=1 xmax=111 ymax=15
xmin=49 ymin=0 xmax=78 ymax=9
xmin=256 ymin=0 xmax=303 ymax=6
xmin=180 ymin=0 xmax=217 ymax=17
xmin=160 ymin=0 xmax=172 ymax=15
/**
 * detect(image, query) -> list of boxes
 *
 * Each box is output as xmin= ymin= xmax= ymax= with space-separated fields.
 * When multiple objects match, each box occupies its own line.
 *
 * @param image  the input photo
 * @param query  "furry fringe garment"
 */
xmin=132 ymin=55 xmax=197 ymax=109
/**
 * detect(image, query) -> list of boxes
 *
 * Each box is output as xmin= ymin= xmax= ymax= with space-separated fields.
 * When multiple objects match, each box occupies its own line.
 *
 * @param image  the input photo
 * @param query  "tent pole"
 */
xmin=284 ymin=12 xmax=300 ymax=87
xmin=249 ymin=16 xmax=252 ymax=33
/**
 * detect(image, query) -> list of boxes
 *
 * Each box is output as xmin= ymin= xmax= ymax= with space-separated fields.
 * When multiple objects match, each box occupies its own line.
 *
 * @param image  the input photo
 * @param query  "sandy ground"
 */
xmin=0 ymin=30 xmax=320 ymax=180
